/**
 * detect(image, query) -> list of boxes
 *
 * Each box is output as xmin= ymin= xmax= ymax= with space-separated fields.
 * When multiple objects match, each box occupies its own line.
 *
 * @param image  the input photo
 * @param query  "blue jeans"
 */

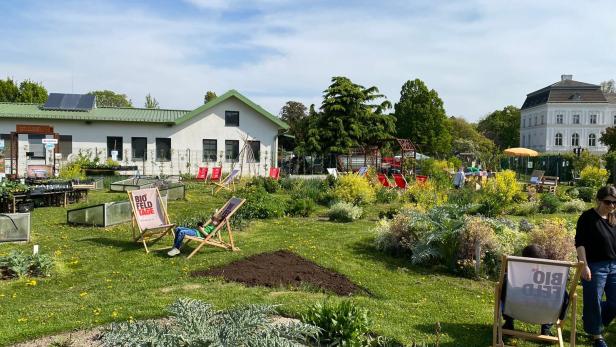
xmin=173 ymin=227 xmax=198 ymax=249
xmin=582 ymin=260 xmax=616 ymax=335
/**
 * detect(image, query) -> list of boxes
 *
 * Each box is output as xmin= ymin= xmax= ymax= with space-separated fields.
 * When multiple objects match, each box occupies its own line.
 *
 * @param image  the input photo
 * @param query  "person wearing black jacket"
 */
xmin=575 ymin=186 xmax=616 ymax=347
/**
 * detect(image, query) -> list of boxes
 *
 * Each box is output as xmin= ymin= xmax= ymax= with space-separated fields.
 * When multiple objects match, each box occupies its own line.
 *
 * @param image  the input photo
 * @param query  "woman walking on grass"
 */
xmin=576 ymin=186 xmax=616 ymax=347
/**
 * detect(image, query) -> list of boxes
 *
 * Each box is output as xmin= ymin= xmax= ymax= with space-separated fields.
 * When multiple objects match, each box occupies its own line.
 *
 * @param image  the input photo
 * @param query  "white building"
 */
xmin=0 ymin=90 xmax=288 ymax=177
xmin=520 ymin=75 xmax=616 ymax=154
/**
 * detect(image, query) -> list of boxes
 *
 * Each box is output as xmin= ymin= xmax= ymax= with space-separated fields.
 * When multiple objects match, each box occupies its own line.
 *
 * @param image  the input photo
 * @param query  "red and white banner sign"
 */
xmin=130 ymin=188 xmax=166 ymax=230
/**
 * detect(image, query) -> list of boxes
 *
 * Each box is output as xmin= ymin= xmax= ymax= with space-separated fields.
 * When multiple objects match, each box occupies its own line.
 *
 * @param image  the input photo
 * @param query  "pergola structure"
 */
xmin=8 ymin=124 xmax=60 ymax=179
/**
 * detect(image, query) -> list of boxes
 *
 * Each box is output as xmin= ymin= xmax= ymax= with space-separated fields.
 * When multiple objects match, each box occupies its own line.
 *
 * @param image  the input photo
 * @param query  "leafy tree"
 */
xmin=601 ymin=79 xmax=616 ymax=94
xmin=600 ymin=127 xmax=616 ymax=152
xmin=204 ymin=91 xmax=217 ymax=103
xmin=144 ymin=93 xmax=160 ymax=109
xmin=477 ymin=105 xmax=520 ymax=150
xmin=89 ymin=90 xmax=133 ymax=108
xmin=394 ymin=79 xmax=451 ymax=157
xmin=280 ymin=101 xmax=308 ymax=153
xmin=16 ymin=80 xmax=47 ymax=103
xmin=447 ymin=116 xmax=499 ymax=168
xmin=312 ymin=76 xmax=393 ymax=155
xmin=0 ymin=77 xmax=19 ymax=102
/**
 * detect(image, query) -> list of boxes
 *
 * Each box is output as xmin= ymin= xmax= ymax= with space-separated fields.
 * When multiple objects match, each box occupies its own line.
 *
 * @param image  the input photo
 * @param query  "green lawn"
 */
xmin=0 ymin=186 xmax=608 ymax=346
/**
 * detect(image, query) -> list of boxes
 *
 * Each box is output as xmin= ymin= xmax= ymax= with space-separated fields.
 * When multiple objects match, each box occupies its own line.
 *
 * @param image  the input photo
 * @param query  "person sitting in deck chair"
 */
xmin=501 ymin=244 xmax=570 ymax=336
xmin=168 ymin=214 xmax=222 ymax=257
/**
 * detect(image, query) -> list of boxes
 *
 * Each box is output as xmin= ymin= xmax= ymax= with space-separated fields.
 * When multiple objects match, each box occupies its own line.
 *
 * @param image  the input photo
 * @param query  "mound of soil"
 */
xmin=191 ymin=250 xmax=364 ymax=296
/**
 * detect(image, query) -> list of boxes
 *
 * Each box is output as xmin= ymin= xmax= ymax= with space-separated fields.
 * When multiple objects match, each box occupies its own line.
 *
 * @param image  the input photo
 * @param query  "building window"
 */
xmin=1 ymin=134 xmax=13 ymax=158
xmin=247 ymin=140 xmax=260 ymax=162
xmin=590 ymin=114 xmax=597 ymax=124
xmin=59 ymin=135 xmax=72 ymax=158
xmin=28 ymin=134 xmax=45 ymax=159
xmin=572 ymin=133 xmax=579 ymax=146
xmin=202 ymin=139 xmax=217 ymax=162
xmin=534 ymin=116 xmax=537 ymax=126
xmin=131 ymin=137 xmax=147 ymax=160
xmin=555 ymin=133 xmax=562 ymax=146
xmin=522 ymin=119 xmax=525 ymax=128
xmin=156 ymin=138 xmax=171 ymax=161
xmin=225 ymin=111 xmax=239 ymax=127
xmin=225 ymin=140 xmax=239 ymax=162
xmin=573 ymin=114 xmax=580 ymax=124
xmin=556 ymin=114 xmax=563 ymax=124
xmin=589 ymin=133 xmax=596 ymax=147
xmin=613 ymin=114 xmax=616 ymax=125
xmin=106 ymin=136 xmax=123 ymax=160
xmin=541 ymin=115 xmax=544 ymax=124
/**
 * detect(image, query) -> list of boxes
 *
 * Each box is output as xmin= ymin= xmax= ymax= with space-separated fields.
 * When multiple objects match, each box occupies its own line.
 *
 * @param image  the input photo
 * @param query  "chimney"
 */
xmin=561 ymin=74 xmax=573 ymax=81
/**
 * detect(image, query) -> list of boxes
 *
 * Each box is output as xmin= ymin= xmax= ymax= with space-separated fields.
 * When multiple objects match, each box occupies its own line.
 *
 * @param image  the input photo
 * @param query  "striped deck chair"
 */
xmin=127 ymin=187 xmax=175 ymax=253
xmin=377 ymin=173 xmax=392 ymax=187
xmin=213 ymin=169 xmax=240 ymax=194
xmin=392 ymin=173 xmax=407 ymax=189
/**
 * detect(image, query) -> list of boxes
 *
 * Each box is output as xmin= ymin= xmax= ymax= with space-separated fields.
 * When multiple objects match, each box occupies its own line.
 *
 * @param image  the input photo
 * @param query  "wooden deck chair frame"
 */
xmin=128 ymin=188 xmax=175 ymax=253
xmin=392 ymin=173 xmax=408 ymax=189
xmin=184 ymin=197 xmax=246 ymax=259
xmin=326 ymin=167 xmax=338 ymax=178
xmin=356 ymin=166 xmax=368 ymax=177
xmin=213 ymin=169 xmax=240 ymax=194
xmin=493 ymin=255 xmax=584 ymax=347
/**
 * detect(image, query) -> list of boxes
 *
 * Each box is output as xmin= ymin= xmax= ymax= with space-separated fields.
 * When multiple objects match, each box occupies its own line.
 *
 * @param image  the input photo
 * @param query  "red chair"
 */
xmin=392 ymin=173 xmax=407 ymax=189
xmin=210 ymin=167 xmax=222 ymax=182
xmin=269 ymin=167 xmax=280 ymax=180
xmin=416 ymin=175 xmax=428 ymax=183
xmin=377 ymin=173 xmax=392 ymax=187
xmin=196 ymin=167 xmax=208 ymax=181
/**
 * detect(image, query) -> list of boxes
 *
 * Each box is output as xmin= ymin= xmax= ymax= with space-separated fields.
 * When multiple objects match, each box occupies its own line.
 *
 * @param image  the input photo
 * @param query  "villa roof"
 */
xmin=0 ymin=89 xmax=288 ymax=129
xmin=521 ymin=79 xmax=608 ymax=110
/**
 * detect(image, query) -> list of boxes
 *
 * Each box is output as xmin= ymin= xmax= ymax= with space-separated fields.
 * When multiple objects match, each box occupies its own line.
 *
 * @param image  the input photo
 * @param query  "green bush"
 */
xmin=567 ymin=187 xmax=580 ymax=199
xmin=246 ymin=176 xmax=280 ymax=193
xmin=577 ymin=187 xmax=596 ymax=202
xmin=578 ymin=166 xmax=609 ymax=188
xmin=331 ymin=175 xmax=376 ymax=205
xmin=102 ymin=298 xmax=319 ymax=346
xmin=539 ymin=193 xmax=562 ymax=214
xmin=561 ymin=199 xmax=587 ymax=213
xmin=447 ymin=186 xmax=477 ymax=206
xmin=58 ymin=162 xmax=85 ymax=180
xmin=328 ymin=202 xmax=363 ymax=222
xmin=286 ymin=198 xmax=316 ymax=217
xmin=301 ymin=300 xmax=370 ymax=346
xmin=0 ymin=250 xmax=54 ymax=279
xmin=529 ymin=219 xmax=575 ymax=261
xmin=518 ymin=219 xmax=534 ymax=232
xmin=375 ymin=186 xmax=399 ymax=204
xmin=233 ymin=185 xmax=286 ymax=220
xmin=509 ymin=201 xmax=539 ymax=216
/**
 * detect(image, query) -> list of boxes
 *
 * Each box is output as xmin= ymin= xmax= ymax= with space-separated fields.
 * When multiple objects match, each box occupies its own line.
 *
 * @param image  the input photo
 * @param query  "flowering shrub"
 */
xmin=328 ymin=202 xmax=363 ymax=222
xmin=579 ymin=166 xmax=609 ymax=188
xmin=375 ymin=186 xmax=399 ymax=203
xmin=483 ymin=170 xmax=521 ymax=204
xmin=403 ymin=181 xmax=447 ymax=209
xmin=577 ymin=187 xmax=596 ymax=202
xmin=529 ymin=219 xmax=576 ymax=261
xmin=539 ymin=193 xmax=562 ymax=214
xmin=331 ymin=174 xmax=375 ymax=205
xmin=509 ymin=201 xmax=539 ymax=216
xmin=457 ymin=217 xmax=497 ymax=262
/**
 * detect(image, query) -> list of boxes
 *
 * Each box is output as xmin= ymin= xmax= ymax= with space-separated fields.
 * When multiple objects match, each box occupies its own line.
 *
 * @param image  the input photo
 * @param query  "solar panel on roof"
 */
xmin=42 ymin=93 xmax=95 ymax=111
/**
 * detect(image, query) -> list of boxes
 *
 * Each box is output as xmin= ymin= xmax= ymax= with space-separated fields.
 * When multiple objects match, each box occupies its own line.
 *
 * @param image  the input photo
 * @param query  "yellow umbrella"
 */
xmin=503 ymin=147 xmax=539 ymax=157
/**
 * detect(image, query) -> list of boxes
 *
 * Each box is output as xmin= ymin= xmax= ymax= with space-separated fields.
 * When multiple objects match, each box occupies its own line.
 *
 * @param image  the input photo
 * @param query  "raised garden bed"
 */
xmin=0 ymin=213 xmax=31 ymax=243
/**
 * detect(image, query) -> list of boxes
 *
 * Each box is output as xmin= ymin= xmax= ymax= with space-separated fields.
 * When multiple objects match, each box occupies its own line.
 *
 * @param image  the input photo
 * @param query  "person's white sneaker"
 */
xmin=167 ymin=248 xmax=181 ymax=257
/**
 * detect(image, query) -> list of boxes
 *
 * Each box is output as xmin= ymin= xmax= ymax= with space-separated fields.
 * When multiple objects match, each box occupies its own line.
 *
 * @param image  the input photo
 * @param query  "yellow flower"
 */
xmin=54 ymin=250 xmax=62 ymax=256
xmin=111 ymin=310 xmax=119 ymax=318
xmin=26 ymin=279 xmax=37 ymax=286
xmin=79 ymin=292 xmax=88 ymax=297
xmin=92 ymin=308 xmax=101 ymax=316
xmin=17 ymin=318 xmax=28 ymax=323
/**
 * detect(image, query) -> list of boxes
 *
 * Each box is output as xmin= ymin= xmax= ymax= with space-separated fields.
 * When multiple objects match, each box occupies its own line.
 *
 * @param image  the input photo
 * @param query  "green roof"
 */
xmin=0 ymin=89 xmax=288 ymax=129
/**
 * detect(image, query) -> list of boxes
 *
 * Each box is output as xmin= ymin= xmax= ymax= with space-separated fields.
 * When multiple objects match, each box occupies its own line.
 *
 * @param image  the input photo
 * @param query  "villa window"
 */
xmin=589 ymin=133 xmax=596 ymax=147
xmin=556 ymin=114 xmax=563 ymax=124
xmin=590 ymin=114 xmax=597 ymax=124
xmin=571 ymin=133 xmax=579 ymax=146
xmin=573 ymin=114 xmax=580 ymax=124
xmin=541 ymin=115 xmax=544 ymax=124
xmin=555 ymin=133 xmax=562 ymax=146
xmin=613 ymin=114 xmax=616 ymax=125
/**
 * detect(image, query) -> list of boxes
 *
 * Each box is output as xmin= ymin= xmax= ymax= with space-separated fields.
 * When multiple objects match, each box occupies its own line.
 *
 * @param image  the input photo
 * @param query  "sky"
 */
xmin=1 ymin=0 xmax=615 ymax=121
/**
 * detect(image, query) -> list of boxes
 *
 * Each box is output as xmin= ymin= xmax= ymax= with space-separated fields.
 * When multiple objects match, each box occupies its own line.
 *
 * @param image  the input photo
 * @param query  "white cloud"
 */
xmin=1 ymin=0 xmax=616 ymax=120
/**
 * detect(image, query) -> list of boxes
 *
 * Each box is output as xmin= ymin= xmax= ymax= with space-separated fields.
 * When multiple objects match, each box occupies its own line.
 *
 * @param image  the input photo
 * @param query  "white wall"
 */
xmin=520 ymin=103 xmax=615 ymax=154
xmin=0 ymin=96 xmax=282 ymax=177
